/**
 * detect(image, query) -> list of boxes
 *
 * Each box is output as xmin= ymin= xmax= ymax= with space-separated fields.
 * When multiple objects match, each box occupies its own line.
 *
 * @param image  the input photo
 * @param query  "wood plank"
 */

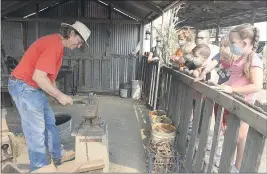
xmin=177 ymin=84 xmax=188 ymax=152
xmin=185 ymin=91 xmax=203 ymax=172
xmin=240 ymin=127 xmax=266 ymax=173
xmin=194 ymin=98 xmax=214 ymax=172
xmin=172 ymin=78 xmax=183 ymax=129
xmin=4 ymin=17 xmax=141 ymax=24
xmin=56 ymin=162 xmax=83 ymax=173
xmin=166 ymin=73 xmax=172 ymax=111
xmin=169 ymin=80 xmax=178 ymax=124
xmin=167 ymin=78 xmax=175 ymax=117
xmin=32 ymin=164 xmax=57 ymax=173
xmin=77 ymin=160 xmax=105 ymax=172
xmin=206 ymin=105 xmax=224 ymax=173
xmin=179 ymin=87 xmax=194 ymax=159
xmin=153 ymin=63 xmax=161 ymax=110
xmin=161 ymin=65 xmax=267 ymax=137
xmin=218 ymin=114 xmax=241 ymax=173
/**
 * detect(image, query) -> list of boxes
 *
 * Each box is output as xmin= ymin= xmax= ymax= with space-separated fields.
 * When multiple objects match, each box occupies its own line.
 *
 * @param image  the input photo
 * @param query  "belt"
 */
xmin=9 ymin=76 xmax=17 ymax=80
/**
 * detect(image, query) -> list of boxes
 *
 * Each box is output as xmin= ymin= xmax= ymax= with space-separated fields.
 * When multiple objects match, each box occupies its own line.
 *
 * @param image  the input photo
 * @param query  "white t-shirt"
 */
xmin=203 ymin=44 xmax=220 ymax=67
xmin=143 ymin=39 xmax=150 ymax=53
xmin=208 ymin=44 xmax=220 ymax=60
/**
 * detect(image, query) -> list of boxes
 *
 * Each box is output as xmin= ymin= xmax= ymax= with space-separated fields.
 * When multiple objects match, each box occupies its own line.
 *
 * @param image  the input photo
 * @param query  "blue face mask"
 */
xmin=230 ymin=43 xmax=244 ymax=56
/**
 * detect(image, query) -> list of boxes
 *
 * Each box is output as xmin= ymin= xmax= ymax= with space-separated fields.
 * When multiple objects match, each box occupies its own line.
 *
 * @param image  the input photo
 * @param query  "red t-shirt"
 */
xmin=12 ymin=34 xmax=64 ymax=88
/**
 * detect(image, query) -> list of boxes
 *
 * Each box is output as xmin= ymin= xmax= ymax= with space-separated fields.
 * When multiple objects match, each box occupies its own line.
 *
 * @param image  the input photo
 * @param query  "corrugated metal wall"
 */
xmin=1 ymin=0 xmax=140 ymax=94
xmin=25 ymin=0 xmax=140 ymax=55
xmin=1 ymin=21 xmax=24 ymax=58
xmin=60 ymin=54 xmax=137 ymax=94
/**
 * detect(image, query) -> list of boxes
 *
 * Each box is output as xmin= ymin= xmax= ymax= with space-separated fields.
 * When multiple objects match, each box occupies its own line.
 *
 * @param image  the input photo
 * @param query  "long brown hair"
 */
xmin=230 ymin=23 xmax=260 ymax=79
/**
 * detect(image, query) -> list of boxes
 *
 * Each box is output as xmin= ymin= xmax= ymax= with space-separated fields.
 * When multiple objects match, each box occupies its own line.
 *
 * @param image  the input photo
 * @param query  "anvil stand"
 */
xmin=71 ymin=93 xmax=109 ymax=172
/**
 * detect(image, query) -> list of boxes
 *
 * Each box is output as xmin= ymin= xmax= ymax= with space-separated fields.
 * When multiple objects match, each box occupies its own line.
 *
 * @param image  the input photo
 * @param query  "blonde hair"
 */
xmin=178 ymin=27 xmax=195 ymax=42
xmin=230 ymin=23 xmax=260 ymax=79
xmin=182 ymin=42 xmax=196 ymax=54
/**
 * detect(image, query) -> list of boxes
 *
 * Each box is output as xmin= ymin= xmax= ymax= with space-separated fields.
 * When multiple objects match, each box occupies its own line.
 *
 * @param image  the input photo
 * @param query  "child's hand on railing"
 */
xmin=210 ymin=85 xmax=233 ymax=93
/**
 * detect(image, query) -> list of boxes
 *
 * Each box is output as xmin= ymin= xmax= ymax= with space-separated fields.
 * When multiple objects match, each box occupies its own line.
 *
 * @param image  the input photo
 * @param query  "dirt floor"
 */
xmin=4 ymin=95 xmax=150 ymax=173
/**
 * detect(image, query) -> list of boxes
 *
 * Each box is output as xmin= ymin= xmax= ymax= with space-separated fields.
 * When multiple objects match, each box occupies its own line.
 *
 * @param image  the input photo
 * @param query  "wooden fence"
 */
xmin=141 ymin=57 xmax=267 ymax=173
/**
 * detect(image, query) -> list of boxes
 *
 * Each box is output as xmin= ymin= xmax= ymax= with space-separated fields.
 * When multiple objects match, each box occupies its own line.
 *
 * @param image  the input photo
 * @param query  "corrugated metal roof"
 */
xmin=1 ymin=0 xmax=174 ymax=22
xmin=2 ymin=0 xmax=267 ymax=29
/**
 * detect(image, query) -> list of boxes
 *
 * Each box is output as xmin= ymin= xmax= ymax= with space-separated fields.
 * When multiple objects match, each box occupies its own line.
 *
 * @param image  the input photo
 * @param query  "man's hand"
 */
xmin=57 ymin=93 xmax=73 ymax=106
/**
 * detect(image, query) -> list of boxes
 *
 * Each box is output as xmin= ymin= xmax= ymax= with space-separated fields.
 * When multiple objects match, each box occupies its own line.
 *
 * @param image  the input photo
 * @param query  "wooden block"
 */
xmin=32 ymin=164 xmax=57 ymax=173
xmin=75 ymin=138 xmax=109 ymax=172
xmin=77 ymin=160 xmax=105 ymax=173
xmin=1 ymin=162 xmax=22 ymax=173
xmin=56 ymin=162 xmax=83 ymax=173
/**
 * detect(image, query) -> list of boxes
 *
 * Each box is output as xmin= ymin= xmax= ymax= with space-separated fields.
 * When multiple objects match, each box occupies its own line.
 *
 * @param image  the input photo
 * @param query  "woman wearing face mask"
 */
xmin=214 ymin=24 xmax=263 ymax=173
xmin=171 ymin=27 xmax=195 ymax=68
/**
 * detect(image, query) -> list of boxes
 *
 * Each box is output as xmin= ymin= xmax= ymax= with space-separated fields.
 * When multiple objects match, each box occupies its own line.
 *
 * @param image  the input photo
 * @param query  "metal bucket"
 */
xmin=131 ymin=80 xmax=142 ymax=100
xmin=119 ymin=83 xmax=131 ymax=98
xmin=55 ymin=113 xmax=72 ymax=141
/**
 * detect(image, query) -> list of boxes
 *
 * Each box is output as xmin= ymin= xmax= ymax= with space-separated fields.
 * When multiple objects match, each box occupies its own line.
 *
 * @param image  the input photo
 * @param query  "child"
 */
xmin=184 ymin=43 xmax=218 ymax=83
xmin=176 ymin=42 xmax=196 ymax=70
xmin=198 ymin=34 xmax=238 ymax=84
xmin=171 ymin=27 xmax=195 ymax=65
xmin=214 ymin=24 xmax=263 ymax=173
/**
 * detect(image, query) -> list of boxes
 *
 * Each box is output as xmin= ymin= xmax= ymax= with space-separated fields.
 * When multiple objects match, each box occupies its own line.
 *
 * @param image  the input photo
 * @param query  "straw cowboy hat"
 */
xmin=61 ymin=21 xmax=91 ymax=47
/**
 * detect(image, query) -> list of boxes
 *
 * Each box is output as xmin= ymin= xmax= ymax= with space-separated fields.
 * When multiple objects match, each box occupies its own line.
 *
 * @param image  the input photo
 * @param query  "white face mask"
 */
xmin=193 ymin=57 xmax=204 ymax=66
xmin=184 ymin=54 xmax=194 ymax=61
xmin=178 ymin=40 xmax=186 ymax=46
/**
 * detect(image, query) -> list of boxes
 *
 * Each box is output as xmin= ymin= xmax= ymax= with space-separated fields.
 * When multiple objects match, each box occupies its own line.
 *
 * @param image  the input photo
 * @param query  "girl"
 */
xmin=170 ymin=27 xmax=195 ymax=67
xmin=215 ymin=24 xmax=263 ymax=173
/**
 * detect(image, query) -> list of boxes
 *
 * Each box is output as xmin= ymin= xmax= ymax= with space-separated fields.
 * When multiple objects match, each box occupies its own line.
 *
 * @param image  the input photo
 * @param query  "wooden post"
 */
xmin=215 ymin=16 xmax=220 ymax=45
xmin=251 ymin=9 xmax=256 ymax=25
xmin=137 ymin=22 xmax=144 ymax=79
xmin=35 ymin=3 xmax=39 ymax=40
xmin=150 ymin=21 xmax=153 ymax=49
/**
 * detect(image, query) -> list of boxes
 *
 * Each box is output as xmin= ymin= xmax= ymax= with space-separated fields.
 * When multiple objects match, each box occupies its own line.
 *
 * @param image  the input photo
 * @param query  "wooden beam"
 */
xmin=179 ymin=12 xmax=217 ymax=19
xmin=135 ymin=1 xmax=162 ymax=14
xmin=187 ymin=1 xmax=254 ymax=10
xmin=102 ymin=0 xmax=142 ymax=21
xmin=3 ymin=17 xmax=141 ymax=24
xmin=146 ymin=1 xmax=163 ymax=11
xmin=2 ymin=0 xmax=55 ymax=1
xmin=163 ymin=0 xmax=185 ymax=12
xmin=2 ymin=1 xmax=33 ymax=15
xmin=251 ymin=9 xmax=256 ymax=25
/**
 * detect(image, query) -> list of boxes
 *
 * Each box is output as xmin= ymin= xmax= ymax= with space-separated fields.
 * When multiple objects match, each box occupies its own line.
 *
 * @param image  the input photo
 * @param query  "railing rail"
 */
xmin=141 ymin=57 xmax=267 ymax=173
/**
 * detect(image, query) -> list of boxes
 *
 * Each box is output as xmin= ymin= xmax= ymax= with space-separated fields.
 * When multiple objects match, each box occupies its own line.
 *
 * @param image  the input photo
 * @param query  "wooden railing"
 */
xmin=140 ymin=57 xmax=267 ymax=173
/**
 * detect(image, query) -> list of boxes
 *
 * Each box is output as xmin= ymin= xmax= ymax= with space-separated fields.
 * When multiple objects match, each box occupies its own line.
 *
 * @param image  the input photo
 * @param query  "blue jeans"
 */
xmin=8 ymin=78 xmax=64 ymax=172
